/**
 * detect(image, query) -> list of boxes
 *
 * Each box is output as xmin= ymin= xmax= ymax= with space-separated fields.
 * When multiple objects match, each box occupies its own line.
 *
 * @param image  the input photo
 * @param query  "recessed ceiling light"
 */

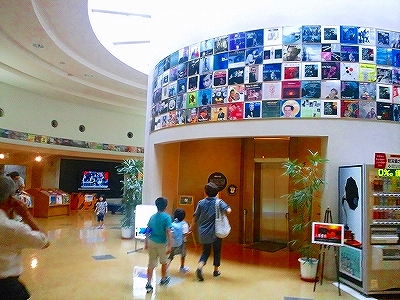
xmin=84 ymin=73 xmax=94 ymax=77
xmin=60 ymin=61 xmax=66 ymax=65
xmin=32 ymin=43 xmax=44 ymax=49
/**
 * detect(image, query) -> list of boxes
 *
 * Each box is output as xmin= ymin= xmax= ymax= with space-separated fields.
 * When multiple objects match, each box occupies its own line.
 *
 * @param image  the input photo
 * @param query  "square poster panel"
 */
xmin=302 ymin=25 xmax=321 ymax=43
xmin=393 ymin=103 xmax=400 ymax=121
xmin=393 ymin=85 xmax=400 ymax=104
xmin=359 ymin=64 xmax=377 ymax=82
xmin=212 ymin=87 xmax=227 ymax=104
xmin=213 ymin=53 xmax=229 ymax=71
xmin=377 ymin=29 xmax=390 ymax=47
xmin=244 ymin=101 xmax=262 ymax=119
xmin=377 ymin=84 xmax=392 ymax=102
xmin=341 ymin=81 xmax=359 ymax=99
xmin=263 ymin=45 xmax=283 ymax=63
xmin=300 ymin=99 xmax=321 ymax=118
xmin=283 ymin=63 xmax=300 ymax=80
xmin=359 ymin=46 xmax=376 ymax=64
xmin=280 ymin=99 xmax=301 ymax=117
xmin=282 ymin=25 xmax=302 ymax=44
xmin=213 ymin=70 xmax=227 ymax=87
xmin=301 ymin=81 xmax=321 ymax=99
xmin=244 ymin=65 xmax=262 ymax=84
xmin=321 ymin=80 xmax=340 ymax=100
xmin=200 ymin=38 xmax=214 ymax=57
xmin=321 ymin=99 xmax=340 ymax=118
xmin=244 ymin=83 xmax=262 ymax=101
xmin=341 ymin=100 xmax=359 ymax=118
xmin=389 ymin=31 xmax=400 ymax=49
xmin=262 ymin=82 xmax=282 ymax=100
xmin=376 ymin=47 xmax=392 ymax=66
xmin=264 ymin=27 xmax=282 ymax=45
xmin=340 ymin=62 xmax=359 ymax=81
xmin=376 ymin=67 xmax=392 ymax=84
xmin=321 ymin=26 xmax=340 ymax=43
xmin=214 ymin=35 xmax=229 ymax=54
xmin=282 ymin=81 xmax=301 ymax=98
xmin=176 ymin=109 xmax=186 ymax=125
xmin=199 ymin=56 xmax=213 ymax=74
xmin=357 ymin=27 xmax=376 ymax=45
xmin=359 ymin=82 xmax=376 ymax=100
xmin=341 ymin=45 xmax=359 ymax=62
xmin=227 ymin=85 xmax=245 ymax=102
xmin=210 ymin=104 xmax=227 ymax=121
xmin=282 ymin=45 xmax=301 ymax=61
xmin=246 ymin=29 xmax=264 ymax=48
xmin=189 ymin=42 xmax=200 ymax=60
xmin=321 ymin=62 xmax=340 ymax=80
xmin=377 ymin=101 xmax=392 ymax=120
xmin=359 ymin=100 xmax=377 ymax=120
xmin=340 ymin=26 xmax=358 ymax=44
xmin=229 ymin=32 xmax=246 ymax=51
xmin=321 ymin=43 xmax=341 ymax=61
xmin=302 ymin=44 xmax=322 ymax=61
xmin=245 ymin=47 xmax=263 ymax=65
xmin=227 ymin=102 xmax=244 ymax=120
xmin=263 ymin=63 xmax=282 ymax=81
xmin=262 ymin=100 xmax=280 ymax=118
xmin=392 ymin=67 xmax=400 ymax=85
xmin=301 ymin=62 xmax=321 ymax=80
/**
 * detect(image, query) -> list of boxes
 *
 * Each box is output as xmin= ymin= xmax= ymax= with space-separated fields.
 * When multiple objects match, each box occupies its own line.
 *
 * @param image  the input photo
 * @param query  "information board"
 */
xmin=134 ymin=205 xmax=157 ymax=240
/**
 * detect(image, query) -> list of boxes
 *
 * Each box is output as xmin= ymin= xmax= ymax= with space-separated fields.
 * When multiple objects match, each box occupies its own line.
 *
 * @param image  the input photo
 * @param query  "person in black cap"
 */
xmin=190 ymin=182 xmax=231 ymax=281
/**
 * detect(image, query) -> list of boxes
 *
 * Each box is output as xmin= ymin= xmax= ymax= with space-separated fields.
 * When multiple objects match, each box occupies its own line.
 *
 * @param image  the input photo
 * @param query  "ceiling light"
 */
xmin=35 ymin=156 xmax=42 ymax=162
xmin=0 ymin=154 xmax=4 ymax=159
xmin=32 ymin=43 xmax=44 ymax=49
xmin=84 ymin=73 xmax=94 ymax=77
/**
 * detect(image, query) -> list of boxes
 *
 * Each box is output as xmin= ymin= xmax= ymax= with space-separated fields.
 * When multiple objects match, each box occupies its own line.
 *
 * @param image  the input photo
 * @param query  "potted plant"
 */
xmin=282 ymin=150 xmax=328 ymax=281
xmin=116 ymin=159 xmax=144 ymax=239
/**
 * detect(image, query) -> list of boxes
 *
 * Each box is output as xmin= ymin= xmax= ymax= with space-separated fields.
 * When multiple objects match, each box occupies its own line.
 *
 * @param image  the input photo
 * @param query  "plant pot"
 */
xmin=121 ymin=226 xmax=133 ymax=239
xmin=298 ymin=257 xmax=318 ymax=282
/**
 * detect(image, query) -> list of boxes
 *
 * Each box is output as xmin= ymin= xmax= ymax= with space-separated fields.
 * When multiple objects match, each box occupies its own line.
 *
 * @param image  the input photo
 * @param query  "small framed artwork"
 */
xmin=312 ymin=222 xmax=344 ymax=246
xmin=321 ymin=99 xmax=340 ymax=118
xmin=179 ymin=195 xmax=194 ymax=206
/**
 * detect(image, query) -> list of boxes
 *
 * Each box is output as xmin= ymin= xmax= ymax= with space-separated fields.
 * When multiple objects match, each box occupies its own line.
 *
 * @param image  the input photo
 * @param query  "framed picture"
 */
xmin=179 ymin=195 xmax=194 ymax=206
xmin=312 ymin=222 xmax=344 ymax=246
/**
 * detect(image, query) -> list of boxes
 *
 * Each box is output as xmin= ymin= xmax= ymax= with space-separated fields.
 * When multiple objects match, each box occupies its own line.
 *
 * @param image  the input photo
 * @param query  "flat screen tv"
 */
xmin=79 ymin=170 xmax=109 ymax=190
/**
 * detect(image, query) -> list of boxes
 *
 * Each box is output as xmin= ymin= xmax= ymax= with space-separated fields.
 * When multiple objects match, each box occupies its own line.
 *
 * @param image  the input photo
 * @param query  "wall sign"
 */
xmin=227 ymin=184 xmax=238 ymax=195
xmin=208 ymin=172 xmax=227 ymax=191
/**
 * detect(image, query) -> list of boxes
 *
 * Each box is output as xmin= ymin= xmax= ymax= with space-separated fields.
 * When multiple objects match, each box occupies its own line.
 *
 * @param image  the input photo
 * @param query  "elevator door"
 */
xmin=259 ymin=162 xmax=289 ymax=243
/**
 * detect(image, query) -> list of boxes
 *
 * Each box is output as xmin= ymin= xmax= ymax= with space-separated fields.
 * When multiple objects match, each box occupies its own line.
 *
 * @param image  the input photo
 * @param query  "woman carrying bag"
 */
xmin=190 ymin=182 xmax=231 ymax=281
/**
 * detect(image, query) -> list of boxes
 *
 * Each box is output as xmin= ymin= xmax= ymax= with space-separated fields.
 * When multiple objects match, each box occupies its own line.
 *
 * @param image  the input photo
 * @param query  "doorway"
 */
xmin=254 ymin=161 xmax=289 ymax=244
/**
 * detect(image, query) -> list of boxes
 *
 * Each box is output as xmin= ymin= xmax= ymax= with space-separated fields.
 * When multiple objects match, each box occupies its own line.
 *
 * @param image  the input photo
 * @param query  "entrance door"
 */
xmin=256 ymin=162 xmax=289 ymax=244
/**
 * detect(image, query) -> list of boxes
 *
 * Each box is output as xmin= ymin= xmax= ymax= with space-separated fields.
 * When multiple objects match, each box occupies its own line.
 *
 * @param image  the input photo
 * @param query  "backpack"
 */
xmin=170 ymin=220 xmax=183 ymax=248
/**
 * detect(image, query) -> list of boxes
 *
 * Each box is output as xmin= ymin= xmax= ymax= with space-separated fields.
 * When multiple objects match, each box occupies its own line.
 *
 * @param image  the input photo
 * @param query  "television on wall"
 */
xmin=79 ymin=170 xmax=109 ymax=190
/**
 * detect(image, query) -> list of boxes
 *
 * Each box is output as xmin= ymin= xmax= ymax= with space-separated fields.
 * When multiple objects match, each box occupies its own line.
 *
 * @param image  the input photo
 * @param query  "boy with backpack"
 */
xmin=167 ymin=208 xmax=190 ymax=274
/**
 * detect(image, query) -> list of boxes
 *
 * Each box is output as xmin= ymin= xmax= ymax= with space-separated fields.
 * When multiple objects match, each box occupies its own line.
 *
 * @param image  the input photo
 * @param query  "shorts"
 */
xmin=168 ymin=242 xmax=186 ymax=261
xmin=97 ymin=213 xmax=105 ymax=222
xmin=147 ymin=239 xmax=168 ymax=268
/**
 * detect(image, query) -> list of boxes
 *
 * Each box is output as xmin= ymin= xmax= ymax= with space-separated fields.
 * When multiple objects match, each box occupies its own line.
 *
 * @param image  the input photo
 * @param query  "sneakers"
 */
xmin=196 ymin=268 xmax=204 ymax=281
xmin=179 ymin=266 xmax=190 ymax=274
xmin=159 ymin=276 xmax=170 ymax=286
xmin=213 ymin=270 xmax=221 ymax=277
xmin=145 ymin=282 xmax=153 ymax=293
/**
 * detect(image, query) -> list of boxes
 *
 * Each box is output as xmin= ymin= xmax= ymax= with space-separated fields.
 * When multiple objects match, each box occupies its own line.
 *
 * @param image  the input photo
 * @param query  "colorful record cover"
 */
xmin=228 ymin=67 xmax=245 ymax=85
xmin=393 ymin=104 xmax=400 ymax=121
xmin=393 ymin=86 xmax=400 ymax=104
xmin=262 ymin=82 xmax=282 ymax=100
xmin=161 ymin=56 xmax=170 ymax=72
xmin=321 ymin=44 xmax=341 ymax=61
xmin=244 ymin=83 xmax=262 ymax=101
xmin=214 ymin=35 xmax=229 ymax=54
xmin=280 ymin=99 xmax=301 ymax=117
xmin=321 ymin=99 xmax=340 ymax=118
xmin=321 ymin=26 xmax=340 ymax=43
xmin=176 ymin=109 xmax=186 ymax=125
xmin=262 ymin=100 xmax=281 ymax=118
xmin=170 ymin=50 xmax=179 ymax=68
xmin=212 ymin=86 xmax=228 ymax=104
xmin=177 ymin=62 xmax=188 ymax=78
xmin=263 ymin=46 xmax=283 ymax=63
xmin=227 ymin=102 xmax=244 ymax=120
xmin=245 ymin=47 xmax=263 ymax=65
xmin=357 ymin=27 xmax=375 ymax=45
xmin=302 ymin=44 xmax=322 ymax=61
xmin=177 ymin=78 xmax=187 ymax=94
xmin=211 ymin=104 xmax=227 ymax=121
xmin=341 ymin=45 xmax=359 ymax=62
xmin=358 ymin=63 xmax=377 ymax=82
xmin=392 ymin=49 xmax=400 ymax=67
xmin=244 ymin=101 xmax=262 ymax=119
xmin=321 ymin=80 xmax=340 ymax=100
xmin=341 ymin=100 xmax=359 ymax=118
xmin=392 ymin=67 xmax=400 ymax=84
xmin=301 ymin=62 xmax=321 ymax=80
xmin=341 ymin=81 xmax=359 ymax=99
xmin=168 ymin=97 xmax=176 ymax=111
xmin=376 ymin=67 xmax=392 ymax=84
xmin=340 ymin=62 xmax=359 ymax=81
xmin=390 ymin=31 xmax=400 ymax=49
xmin=321 ymin=62 xmax=340 ymax=80
xmin=340 ymin=26 xmax=358 ymax=44
xmin=161 ymin=113 xmax=168 ymax=128
xmin=359 ymin=46 xmax=376 ymax=64
xmin=282 ymin=26 xmax=302 ymax=44
xmin=263 ymin=63 xmax=282 ymax=81
xmin=376 ymin=102 xmax=392 ymax=120
xmin=282 ymin=81 xmax=301 ymax=98
xmin=197 ymin=106 xmax=211 ymax=122
xmin=188 ymin=75 xmax=199 ymax=91
xmin=162 ymin=70 xmax=169 ymax=86
xmin=167 ymin=111 xmax=176 ymax=127
xmin=246 ymin=29 xmax=264 ymax=48
xmin=227 ymin=85 xmax=245 ymax=102
xmin=377 ymin=84 xmax=392 ymax=103
xmin=282 ymin=45 xmax=301 ymax=61
xmin=213 ymin=53 xmax=229 ymax=70
xmin=283 ymin=63 xmax=300 ymax=80
xmin=200 ymin=38 xmax=214 ymax=57
xmin=228 ymin=50 xmax=245 ymax=68
xmin=244 ymin=65 xmax=262 ymax=83
xmin=153 ymin=116 xmax=161 ymax=130
xmin=168 ymin=82 xmax=177 ymax=97
xmin=200 ymin=56 xmax=213 ymax=74
xmin=199 ymin=73 xmax=213 ymax=89
xmin=152 ymin=75 xmax=162 ymax=92
xmin=359 ymin=82 xmax=376 ymax=100
xmin=178 ymin=47 xmax=189 ymax=64
xmin=169 ymin=66 xmax=178 ymax=82
xmin=301 ymin=81 xmax=321 ymax=99
xmin=176 ymin=94 xmax=186 ymax=109
xmin=189 ymin=43 xmax=200 ymax=60
xmin=300 ymin=99 xmax=321 ymax=118
xmin=213 ymin=70 xmax=227 ymax=87
xmin=188 ymin=59 xmax=200 ymax=76
xmin=186 ymin=107 xmax=198 ymax=123
xmin=198 ymin=89 xmax=212 ymax=106
xmin=359 ymin=101 xmax=377 ymax=120
xmin=264 ymin=27 xmax=282 ymax=46
xmin=153 ymin=87 xmax=162 ymax=104
xmin=161 ymin=86 xmax=168 ymax=100
xmin=376 ymin=47 xmax=392 ymax=66
xmin=302 ymin=25 xmax=321 ymax=43
xmin=186 ymin=91 xmax=198 ymax=108
xmin=377 ymin=29 xmax=390 ymax=47
xmin=229 ymin=32 xmax=246 ymax=51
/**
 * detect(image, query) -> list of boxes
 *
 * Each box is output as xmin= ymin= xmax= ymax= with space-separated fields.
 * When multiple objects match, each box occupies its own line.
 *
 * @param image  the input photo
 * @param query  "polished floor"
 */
xmin=20 ymin=212 xmax=362 ymax=300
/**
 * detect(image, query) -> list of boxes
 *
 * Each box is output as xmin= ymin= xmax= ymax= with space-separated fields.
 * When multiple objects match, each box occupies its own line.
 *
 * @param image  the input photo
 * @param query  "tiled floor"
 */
xmin=20 ymin=212 xmax=362 ymax=300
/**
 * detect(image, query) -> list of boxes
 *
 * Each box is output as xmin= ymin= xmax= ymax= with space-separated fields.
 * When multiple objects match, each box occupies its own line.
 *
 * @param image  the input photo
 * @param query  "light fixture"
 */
xmin=0 ymin=154 xmax=4 ymax=159
xmin=32 ymin=43 xmax=44 ymax=49
xmin=35 ymin=156 xmax=42 ymax=162
xmin=84 ymin=73 xmax=93 ymax=77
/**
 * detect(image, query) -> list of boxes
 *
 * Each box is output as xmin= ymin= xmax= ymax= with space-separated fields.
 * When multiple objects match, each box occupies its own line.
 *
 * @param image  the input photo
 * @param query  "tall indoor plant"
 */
xmin=116 ymin=158 xmax=144 ymax=239
xmin=282 ymin=150 xmax=328 ymax=281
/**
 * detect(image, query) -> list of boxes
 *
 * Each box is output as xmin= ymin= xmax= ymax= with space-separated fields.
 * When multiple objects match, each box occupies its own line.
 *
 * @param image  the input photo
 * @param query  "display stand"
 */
xmin=313 ymin=208 xmax=341 ymax=296
xmin=127 ymin=205 xmax=157 ymax=254
xmin=26 ymin=188 xmax=70 ymax=218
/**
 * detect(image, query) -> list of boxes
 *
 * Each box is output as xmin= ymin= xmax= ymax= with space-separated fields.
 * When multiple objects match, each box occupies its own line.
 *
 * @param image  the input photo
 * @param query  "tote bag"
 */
xmin=215 ymin=199 xmax=231 ymax=238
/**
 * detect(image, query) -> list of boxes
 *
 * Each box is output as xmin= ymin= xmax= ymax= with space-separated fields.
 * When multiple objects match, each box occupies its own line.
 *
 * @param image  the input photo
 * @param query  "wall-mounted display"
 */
xmin=150 ymin=25 xmax=400 ymax=133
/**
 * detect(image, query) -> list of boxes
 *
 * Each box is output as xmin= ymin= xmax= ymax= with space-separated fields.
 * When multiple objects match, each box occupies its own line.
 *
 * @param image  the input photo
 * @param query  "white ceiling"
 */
xmin=0 ymin=0 xmax=148 ymax=115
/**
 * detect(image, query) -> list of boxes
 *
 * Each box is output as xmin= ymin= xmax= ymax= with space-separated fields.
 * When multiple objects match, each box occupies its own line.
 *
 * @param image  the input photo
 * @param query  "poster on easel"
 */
xmin=312 ymin=222 xmax=344 ymax=246
xmin=134 ymin=205 xmax=157 ymax=240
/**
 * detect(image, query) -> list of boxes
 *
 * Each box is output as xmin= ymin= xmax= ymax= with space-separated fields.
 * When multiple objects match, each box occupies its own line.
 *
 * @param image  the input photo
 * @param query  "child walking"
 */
xmin=94 ymin=195 xmax=108 ymax=229
xmin=167 ymin=208 xmax=190 ymax=274
xmin=144 ymin=197 xmax=172 ymax=293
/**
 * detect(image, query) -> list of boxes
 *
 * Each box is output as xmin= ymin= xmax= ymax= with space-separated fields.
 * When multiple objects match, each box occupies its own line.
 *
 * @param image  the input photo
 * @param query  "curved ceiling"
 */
xmin=0 ymin=0 xmax=148 ymax=115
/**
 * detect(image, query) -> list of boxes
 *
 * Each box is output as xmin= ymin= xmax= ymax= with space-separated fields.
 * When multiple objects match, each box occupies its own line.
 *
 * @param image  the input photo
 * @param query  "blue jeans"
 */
xmin=199 ymin=238 xmax=222 ymax=267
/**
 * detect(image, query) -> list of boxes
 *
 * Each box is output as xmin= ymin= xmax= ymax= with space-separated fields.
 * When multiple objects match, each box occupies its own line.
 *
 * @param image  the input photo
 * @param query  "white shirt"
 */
xmin=0 ymin=210 xmax=49 ymax=278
